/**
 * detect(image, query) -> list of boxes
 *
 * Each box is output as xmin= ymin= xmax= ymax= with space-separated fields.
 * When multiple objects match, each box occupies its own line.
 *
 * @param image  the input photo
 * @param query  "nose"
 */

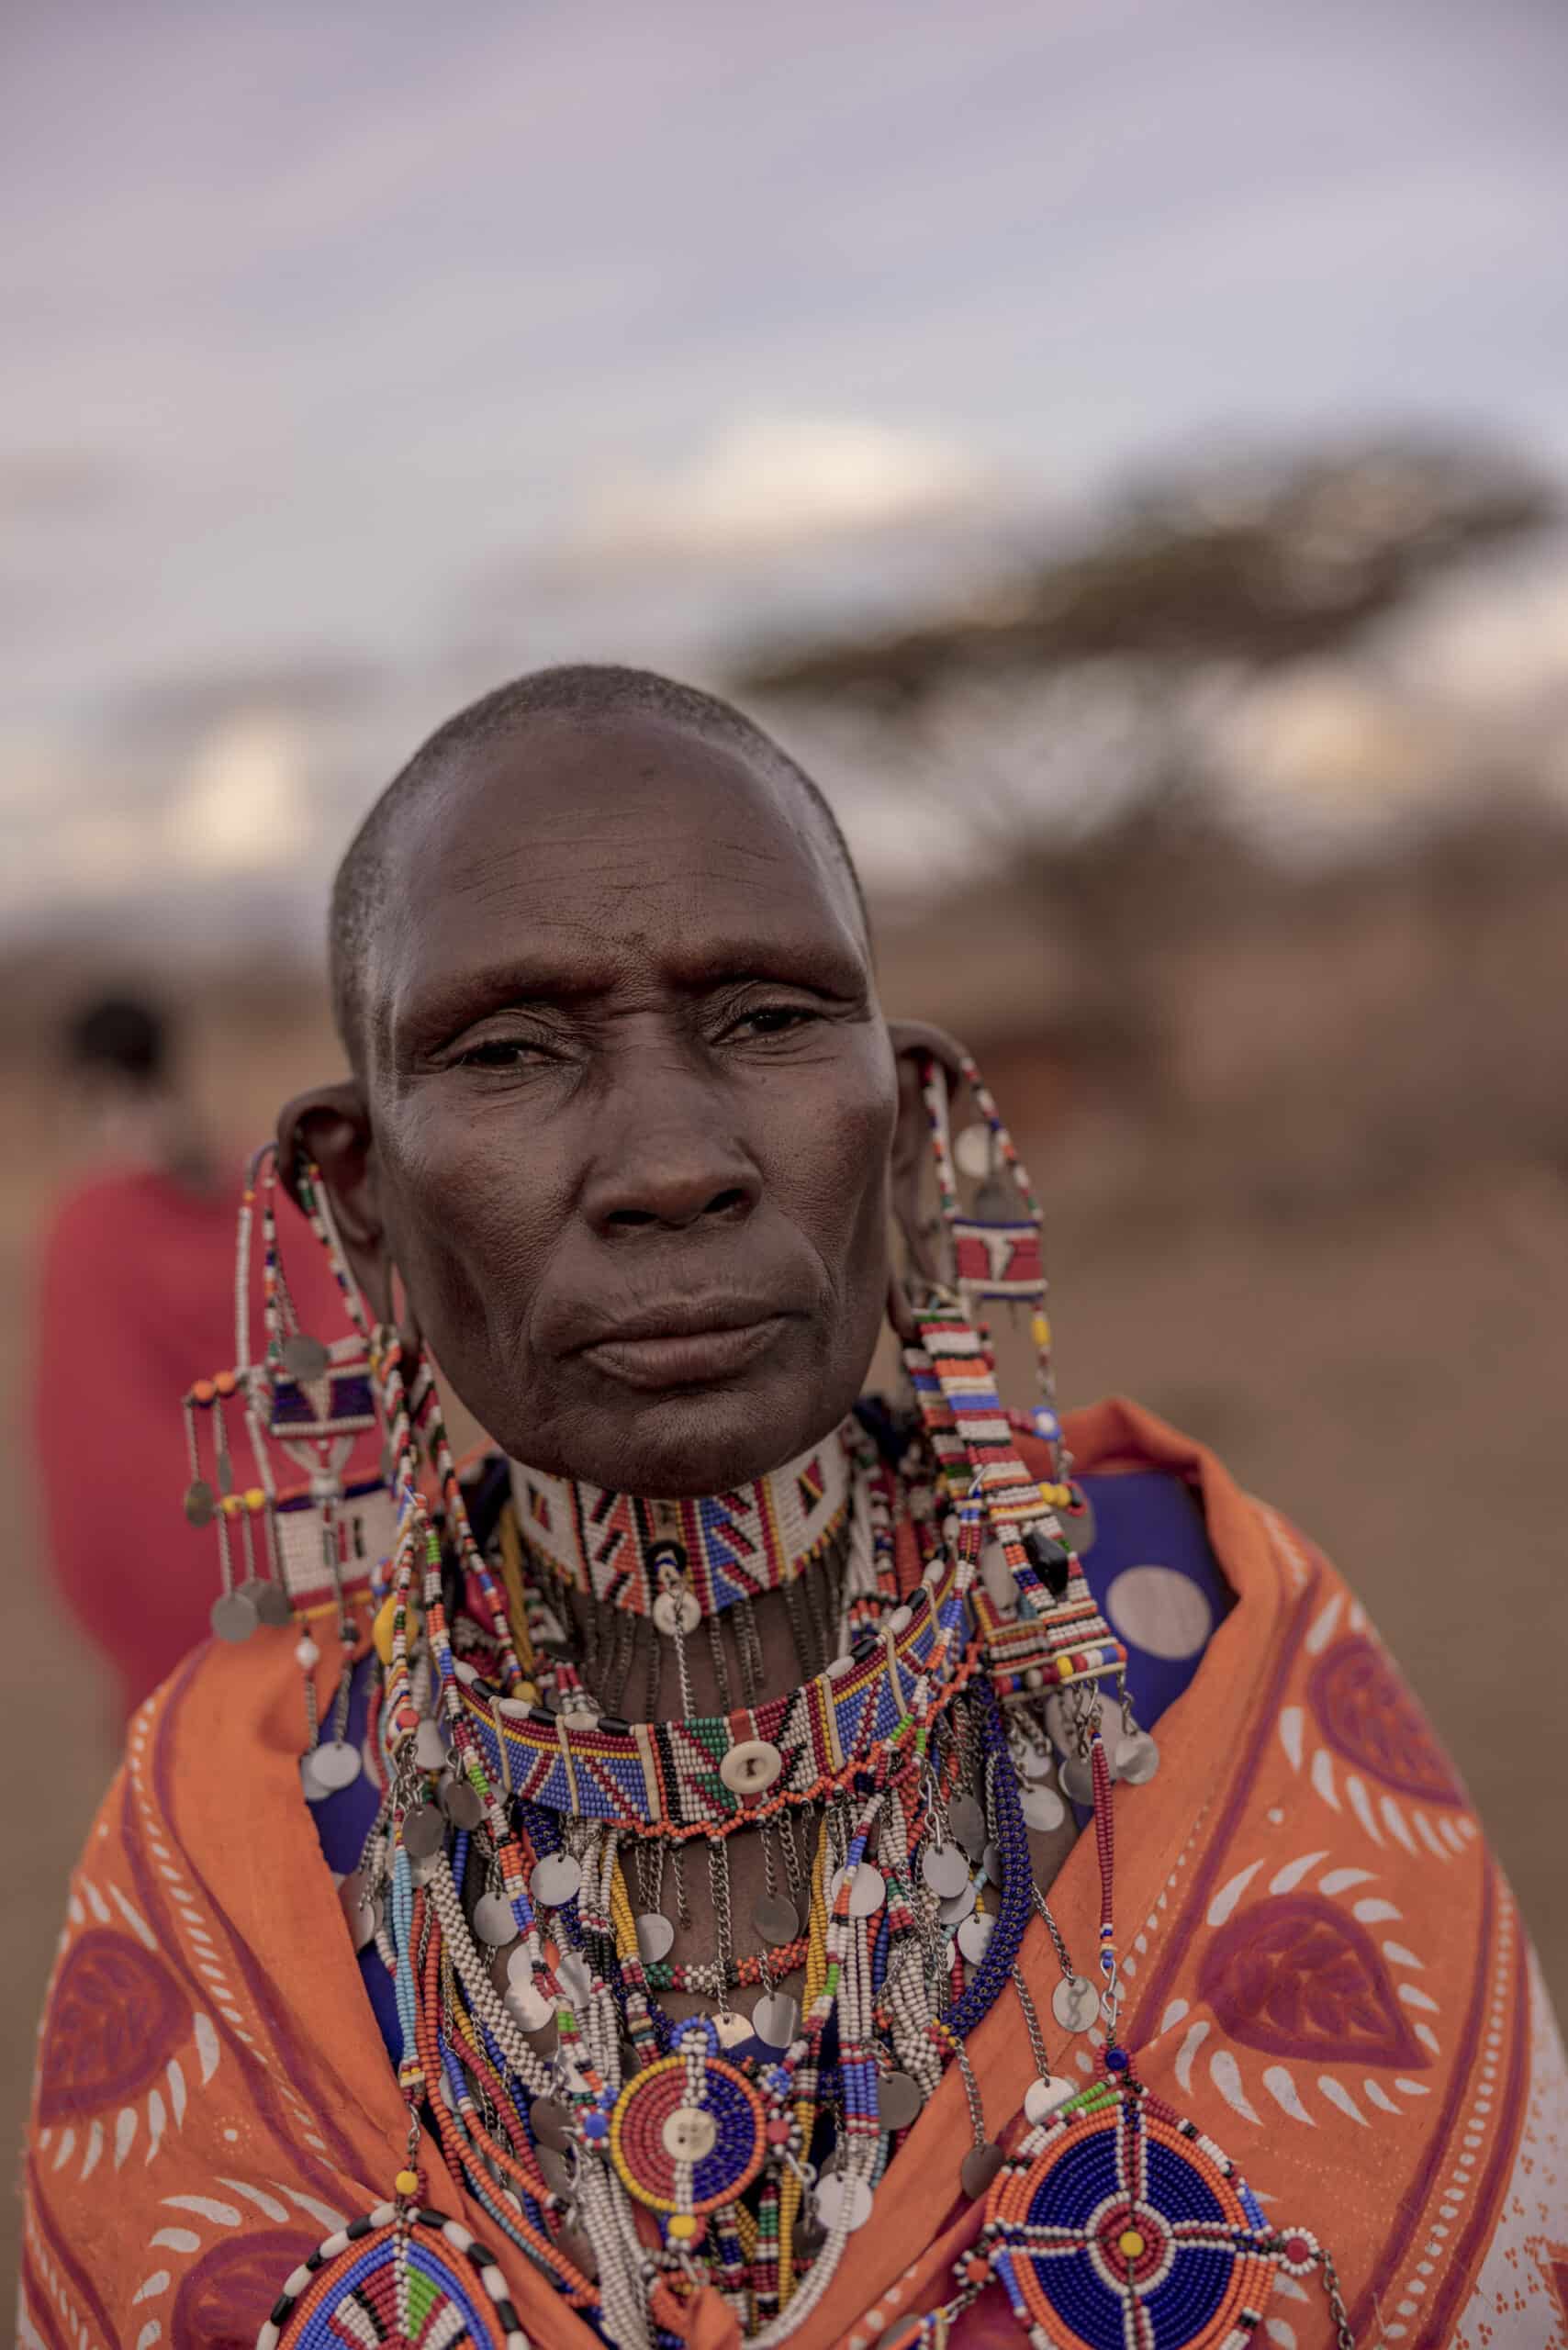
xmin=580 ymin=1068 xmax=761 ymax=1237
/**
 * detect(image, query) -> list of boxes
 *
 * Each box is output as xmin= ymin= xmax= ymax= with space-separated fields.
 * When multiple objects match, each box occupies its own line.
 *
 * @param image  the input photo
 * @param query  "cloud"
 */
xmin=162 ymin=713 xmax=313 ymax=878
xmin=107 ymin=652 xmax=385 ymax=747
xmin=0 ymin=449 xmax=129 ymax=521
xmin=541 ymin=416 xmax=996 ymax=575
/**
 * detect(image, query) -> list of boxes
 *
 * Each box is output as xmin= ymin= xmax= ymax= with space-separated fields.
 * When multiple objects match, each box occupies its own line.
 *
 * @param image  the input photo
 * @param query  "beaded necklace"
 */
xmin=190 ymin=1058 xmax=1350 ymax=2349
xmin=508 ymin=1434 xmax=855 ymax=1623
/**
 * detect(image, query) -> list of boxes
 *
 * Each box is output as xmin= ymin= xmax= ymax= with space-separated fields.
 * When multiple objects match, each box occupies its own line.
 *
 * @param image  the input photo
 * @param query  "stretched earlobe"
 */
xmin=275 ymin=1080 xmax=390 ymax=1317
xmin=887 ymin=1019 xmax=970 ymax=1286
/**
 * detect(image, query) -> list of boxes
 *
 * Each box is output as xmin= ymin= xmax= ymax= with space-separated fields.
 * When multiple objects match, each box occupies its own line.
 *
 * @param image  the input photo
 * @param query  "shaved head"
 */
xmin=330 ymin=664 xmax=865 ymax=1069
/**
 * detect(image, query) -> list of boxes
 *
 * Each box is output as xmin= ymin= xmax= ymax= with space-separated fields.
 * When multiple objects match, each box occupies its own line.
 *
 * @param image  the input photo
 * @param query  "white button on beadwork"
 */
xmin=719 ymin=1737 xmax=783 ymax=1796
xmin=662 ymin=2105 xmax=718 ymax=2161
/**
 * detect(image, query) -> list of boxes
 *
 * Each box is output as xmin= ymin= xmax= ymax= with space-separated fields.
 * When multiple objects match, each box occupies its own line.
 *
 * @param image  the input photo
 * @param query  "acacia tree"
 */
xmin=733 ymin=435 xmax=1558 ymax=1090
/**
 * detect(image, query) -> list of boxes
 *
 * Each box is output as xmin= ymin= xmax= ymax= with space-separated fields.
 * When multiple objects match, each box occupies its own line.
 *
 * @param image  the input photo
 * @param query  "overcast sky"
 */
xmin=4 ymin=0 xmax=1566 ymax=943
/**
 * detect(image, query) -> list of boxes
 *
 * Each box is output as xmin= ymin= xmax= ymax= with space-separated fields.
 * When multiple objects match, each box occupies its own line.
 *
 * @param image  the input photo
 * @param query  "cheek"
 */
xmin=375 ymin=1101 xmax=564 ymax=1336
xmin=780 ymin=1053 xmax=898 ymax=1265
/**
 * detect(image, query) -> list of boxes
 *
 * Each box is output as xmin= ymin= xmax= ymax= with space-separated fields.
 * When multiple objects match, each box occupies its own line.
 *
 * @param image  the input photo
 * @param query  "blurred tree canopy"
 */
xmin=737 ymin=435 xmax=1557 ymax=711
xmin=731 ymin=437 xmax=1562 ymax=1096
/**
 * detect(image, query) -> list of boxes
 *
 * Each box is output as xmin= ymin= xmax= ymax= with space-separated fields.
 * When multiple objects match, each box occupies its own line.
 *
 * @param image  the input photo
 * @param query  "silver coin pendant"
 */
xmin=1052 ymin=1973 xmax=1099 ymax=2033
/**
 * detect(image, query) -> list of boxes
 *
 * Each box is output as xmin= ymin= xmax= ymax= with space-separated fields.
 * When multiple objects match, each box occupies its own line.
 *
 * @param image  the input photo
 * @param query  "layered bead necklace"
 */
xmin=188 ymin=1058 xmax=1350 ymax=2350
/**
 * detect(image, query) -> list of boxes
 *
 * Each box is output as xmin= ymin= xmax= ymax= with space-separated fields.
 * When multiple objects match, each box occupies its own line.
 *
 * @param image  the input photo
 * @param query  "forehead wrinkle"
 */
xmin=361 ymin=723 xmax=866 ymax=1069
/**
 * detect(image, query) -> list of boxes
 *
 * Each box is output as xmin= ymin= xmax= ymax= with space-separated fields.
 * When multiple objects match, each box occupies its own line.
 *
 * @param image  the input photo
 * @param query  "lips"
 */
xmin=572 ymin=1298 xmax=793 ymax=1391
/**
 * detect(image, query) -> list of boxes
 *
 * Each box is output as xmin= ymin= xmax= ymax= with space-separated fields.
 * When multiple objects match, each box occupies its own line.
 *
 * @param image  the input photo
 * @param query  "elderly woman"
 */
xmin=24 ymin=668 xmax=1567 ymax=2350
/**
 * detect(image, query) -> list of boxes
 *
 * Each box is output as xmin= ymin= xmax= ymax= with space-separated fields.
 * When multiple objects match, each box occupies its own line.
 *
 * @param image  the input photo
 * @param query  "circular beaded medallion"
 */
xmin=984 ymin=2087 xmax=1285 ymax=2350
xmin=260 ymin=2204 xmax=527 ymax=2350
xmin=609 ymin=2048 xmax=767 ymax=2218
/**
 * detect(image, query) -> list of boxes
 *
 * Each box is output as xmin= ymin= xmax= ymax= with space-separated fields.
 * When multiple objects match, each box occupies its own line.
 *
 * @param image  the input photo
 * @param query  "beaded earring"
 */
xmin=896 ymin=1048 xmax=1159 ymax=1792
xmin=180 ymin=1145 xmax=397 ymax=1794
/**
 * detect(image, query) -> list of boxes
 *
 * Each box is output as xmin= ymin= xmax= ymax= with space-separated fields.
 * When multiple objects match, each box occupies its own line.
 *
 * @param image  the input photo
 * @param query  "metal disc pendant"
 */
xmin=980 ymin=1541 xmax=1017 ymax=1612
xmin=1052 ymin=1973 xmax=1099 ymax=2033
xmin=532 ymin=1852 xmax=583 ymax=1908
xmin=794 ymin=2205 xmax=827 ymax=2253
xmin=948 ymin=1794 xmax=987 ymax=1857
xmin=982 ymin=1841 xmax=1003 ymax=1887
xmin=712 ymin=2009 xmax=753 ymax=2050
xmin=938 ymin=1881 xmax=977 ymax=1926
xmin=878 ymin=2070 xmax=923 ymax=2132
xmin=414 ymin=1718 xmax=449 ymax=1771
xmin=556 ymin=1950 xmax=593 ymax=2006
xmin=753 ymin=1990 xmax=801 ymax=2049
xmin=311 ymin=1739 xmax=362 ymax=1792
xmin=753 ymin=1892 xmax=801 ymax=1945
xmin=1118 ymin=1730 xmax=1160 ymax=1785
xmin=922 ymin=1841 xmax=970 ymax=1899
xmin=184 ymin=1480 xmax=216 ymax=1528
xmin=442 ymin=1776 xmax=484 ymax=1829
xmin=1025 ymin=2074 xmax=1076 ymax=2126
xmin=634 ymin=1909 xmax=675 ymax=1963
xmin=210 ymin=1588 xmax=259 ymax=1644
xmin=815 ymin=2171 xmax=873 ymax=2232
xmin=1021 ymin=1785 xmax=1066 ymax=1833
xmin=536 ymin=2146 xmax=573 ymax=2200
xmin=280 ymin=1333 xmax=330 ymax=1382
xmin=1058 ymin=1751 xmax=1095 ymax=1807
xmin=958 ymin=1909 xmax=994 ymax=1964
xmin=506 ymin=1975 xmax=554 ymax=2034
xmin=402 ymin=1802 xmax=445 ymax=1859
xmin=473 ymin=1891 xmax=517 ymax=1947
xmin=556 ymin=2221 xmax=599 ymax=2281
xmin=960 ymin=2142 xmax=1005 ymax=2199
xmin=1015 ymin=1737 xmax=1054 ymax=1783
xmin=532 ymin=2097 xmax=573 ymax=2154
xmin=1059 ymin=1489 xmax=1096 ymax=1554
xmin=250 ymin=1578 xmax=292 ymax=1628
xmin=299 ymin=1752 xmax=329 ymax=1804
xmin=830 ymin=1863 xmax=886 ymax=1918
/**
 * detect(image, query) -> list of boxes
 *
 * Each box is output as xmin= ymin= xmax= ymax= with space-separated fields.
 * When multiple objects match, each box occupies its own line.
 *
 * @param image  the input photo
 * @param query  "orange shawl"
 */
xmin=22 ymin=1400 xmax=1568 ymax=2350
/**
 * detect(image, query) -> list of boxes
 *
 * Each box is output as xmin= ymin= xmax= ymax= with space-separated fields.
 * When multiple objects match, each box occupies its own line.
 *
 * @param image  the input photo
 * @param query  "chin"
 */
xmin=517 ymin=1373 xmax=857 ymax=1498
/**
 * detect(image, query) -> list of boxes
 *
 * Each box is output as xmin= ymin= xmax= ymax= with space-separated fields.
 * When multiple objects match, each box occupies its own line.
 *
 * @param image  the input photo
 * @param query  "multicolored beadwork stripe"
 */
xmin=507 ymin=1427 xmax=854 ymax=1618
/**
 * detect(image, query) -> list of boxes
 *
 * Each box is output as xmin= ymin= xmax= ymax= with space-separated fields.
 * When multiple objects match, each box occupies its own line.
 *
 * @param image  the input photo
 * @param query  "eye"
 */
xmin=731 ymin=1003 xmax=820 ymax=1038
xmin=452 ymin=1035 xmax=548 ymax=1070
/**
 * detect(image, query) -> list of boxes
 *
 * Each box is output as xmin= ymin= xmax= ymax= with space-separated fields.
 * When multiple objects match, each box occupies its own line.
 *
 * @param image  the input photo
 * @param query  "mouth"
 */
xmin=575 ymin=1302 xmax=793 ymax=1392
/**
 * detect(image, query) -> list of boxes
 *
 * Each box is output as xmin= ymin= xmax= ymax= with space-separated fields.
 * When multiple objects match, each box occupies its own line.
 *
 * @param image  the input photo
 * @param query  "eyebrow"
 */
xmin=388 ymin=927 xmax=869 ymax=1048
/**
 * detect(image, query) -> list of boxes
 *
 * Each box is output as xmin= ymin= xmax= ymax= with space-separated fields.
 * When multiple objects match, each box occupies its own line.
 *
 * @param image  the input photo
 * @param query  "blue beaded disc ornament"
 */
xmin=608 ymin=2022 xmax=767 ymax=2235
xmin=257 ymin=2203 xmax=528 ymax=2350
xmin=982 ymin=2080 xmax=1306 ymax=2350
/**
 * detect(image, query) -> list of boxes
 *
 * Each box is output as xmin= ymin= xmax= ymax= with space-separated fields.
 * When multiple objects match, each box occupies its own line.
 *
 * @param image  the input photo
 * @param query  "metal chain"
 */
xmin=706 ymin=1834 xmax=735 ymax=1988
xmin=1009 ymin=1964 xmax=1053 ymax=2082
xmin=1030 ymin=1885 xmax=1078 ymax=1986
xmin=945 ymin=2029 xmax=987 ymax=2154
xmin=706 ymin=1609 xmax=734 ymax=1710
xmin=1317 ymin=2245 xmax=1356 ymax=2350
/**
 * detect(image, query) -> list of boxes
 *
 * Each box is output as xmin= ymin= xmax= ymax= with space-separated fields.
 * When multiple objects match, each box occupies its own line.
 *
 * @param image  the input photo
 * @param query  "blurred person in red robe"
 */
xmin=31 ymin=992 xmax=345 ymax=1717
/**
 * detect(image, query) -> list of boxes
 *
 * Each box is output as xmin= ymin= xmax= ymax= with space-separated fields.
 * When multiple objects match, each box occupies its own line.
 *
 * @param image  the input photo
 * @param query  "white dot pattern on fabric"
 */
xmin=1105 ymin=1563 xmax=1215 ymax=1661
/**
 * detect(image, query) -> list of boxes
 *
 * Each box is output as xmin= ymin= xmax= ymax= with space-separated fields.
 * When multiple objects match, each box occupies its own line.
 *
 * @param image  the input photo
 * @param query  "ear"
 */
xmin=276 ymin=1080 xmax=391 ymax=1321
xmin=886 ymin=1019 xmax=969 ymax=1295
